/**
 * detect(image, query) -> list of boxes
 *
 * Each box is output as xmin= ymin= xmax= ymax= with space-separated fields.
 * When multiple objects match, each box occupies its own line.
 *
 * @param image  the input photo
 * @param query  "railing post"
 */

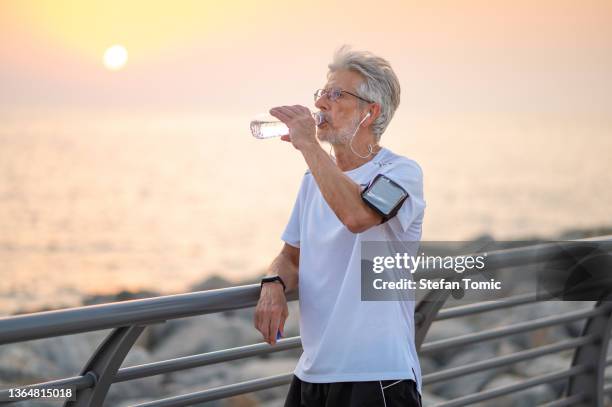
xmin=414 ymin=275 xmax=461 ymax=350
xmin=64 ymin=325 xmax=145 ymax=407
xmin=567 ymin=293 xmax=612 ymax=407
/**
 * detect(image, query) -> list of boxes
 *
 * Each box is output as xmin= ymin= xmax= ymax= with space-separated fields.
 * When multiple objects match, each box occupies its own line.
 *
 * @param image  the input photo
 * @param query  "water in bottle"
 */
xmin=250 ymin=120 xmax=290 ymax=139
xmin=250 ymin=112 xmax=325 ymax=139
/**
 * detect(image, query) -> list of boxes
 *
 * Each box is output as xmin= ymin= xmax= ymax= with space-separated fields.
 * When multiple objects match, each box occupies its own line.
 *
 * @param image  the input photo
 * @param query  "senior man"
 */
xmin=254 ymin=47 xmax=425 ymax=407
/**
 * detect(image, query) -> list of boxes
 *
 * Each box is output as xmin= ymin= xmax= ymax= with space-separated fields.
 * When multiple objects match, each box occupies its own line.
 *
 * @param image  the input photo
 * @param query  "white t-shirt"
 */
xmin=281 ymin=146 xmax=426 ymax=396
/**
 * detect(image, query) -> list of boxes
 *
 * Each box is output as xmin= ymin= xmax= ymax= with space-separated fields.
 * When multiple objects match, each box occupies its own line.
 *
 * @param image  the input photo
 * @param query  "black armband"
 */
xmin=361 ymin=174 xmax=409 ymax=222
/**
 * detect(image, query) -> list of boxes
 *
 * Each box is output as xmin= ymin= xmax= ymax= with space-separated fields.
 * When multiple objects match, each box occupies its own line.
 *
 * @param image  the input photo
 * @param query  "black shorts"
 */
xmin=283 ymin=375 xmax=422 ymax=407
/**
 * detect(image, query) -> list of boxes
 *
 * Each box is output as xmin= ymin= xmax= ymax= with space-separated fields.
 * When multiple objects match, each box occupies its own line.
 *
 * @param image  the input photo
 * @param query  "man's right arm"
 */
xmin=254 ymin=243 xmax=299 ymax=345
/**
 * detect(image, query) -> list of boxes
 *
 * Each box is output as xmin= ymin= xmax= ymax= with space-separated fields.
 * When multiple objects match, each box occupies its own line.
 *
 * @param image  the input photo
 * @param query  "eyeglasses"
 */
xmin=314 ymin=88 xmax=373 ymax=104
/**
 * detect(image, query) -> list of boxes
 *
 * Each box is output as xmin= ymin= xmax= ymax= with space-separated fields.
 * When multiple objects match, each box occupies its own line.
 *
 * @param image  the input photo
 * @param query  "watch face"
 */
xmin=364 ymin=176 xmax=407 ymax=215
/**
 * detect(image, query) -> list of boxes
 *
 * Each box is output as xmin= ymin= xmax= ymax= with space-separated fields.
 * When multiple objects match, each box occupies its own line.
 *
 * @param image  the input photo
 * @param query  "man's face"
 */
xmin=315 ymin=69 xmax=368 ymax=145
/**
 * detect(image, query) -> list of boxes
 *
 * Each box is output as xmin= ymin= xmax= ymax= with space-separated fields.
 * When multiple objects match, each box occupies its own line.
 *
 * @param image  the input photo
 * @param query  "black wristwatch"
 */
xmin=260 ymin=275 xmax=286 ymax=292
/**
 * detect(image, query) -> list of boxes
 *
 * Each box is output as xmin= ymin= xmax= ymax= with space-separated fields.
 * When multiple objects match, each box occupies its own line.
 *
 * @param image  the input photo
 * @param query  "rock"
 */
xmin=558 ymin=226 xmax=612 ymax=240
xmin=223 ymin=394 xmax=266 ymax=407
xmin=422 ymin=318 xmax=481 ymax=364
xmin=0 ymin=330 xmax=109 ymax=383
xmin=151 ymin=314 xmax=263 ymax=361
xmin=81 ymin=289 xmax=161 ymax=306
xmin=163 ymin=362 xmax=240 ymax=390
xmin=514 ymin=354 xmax=571 ymax=378
xmin=513 ymin=354 xmax=571 ymax=396
xmin=424 ymin=319 xmax=478 ymax=343
xmin=104 ymin=347 xmax=165 ymax=404
xmin=162 ymin=379 xmax=226 ymax=407
xmin=259 ymin=398 xmax=288 ymax=407
xmin=421 ymin=390 xmax=448 ymax=406
xmin=230 ymin=358 xmax=296 ymax=402
xmin=475 ymin=301 xmax=593 ymax=349
xmin=0 ymin=346 xmax=64 ymax=384
xmin=472 ymin=374 xmax=556 ymax=407
xmin=430 ymin=346 xmax=500 ymax=399
xmin=163 ymin=356 xmax=296 ymax=401
xmin=189 ymin=275 xmax=236 ymax=292
xmin=496 ymin=340 xmax=521 ymax=357
xmin=151 ymin=380 xmax=261 ymax=407
xmin=419 ymin=356 xmax=438 ymax=376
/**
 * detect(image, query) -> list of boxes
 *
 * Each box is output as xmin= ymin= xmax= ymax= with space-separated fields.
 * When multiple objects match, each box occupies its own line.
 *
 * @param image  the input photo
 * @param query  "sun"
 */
xmin=103 ymin=45 xmax=128 ymax=71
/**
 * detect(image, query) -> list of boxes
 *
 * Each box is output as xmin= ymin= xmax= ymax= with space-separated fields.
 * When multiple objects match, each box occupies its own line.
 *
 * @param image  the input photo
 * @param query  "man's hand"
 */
xmin=254 ymin=282 xmax=289 ymax=345
xmin=269 ymin=105 xmax=319 ymax=151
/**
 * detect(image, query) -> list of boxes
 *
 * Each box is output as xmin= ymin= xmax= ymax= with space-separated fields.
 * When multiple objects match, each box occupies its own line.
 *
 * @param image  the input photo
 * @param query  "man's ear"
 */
xmin=364 ymin=103 xmax=381 ymax=126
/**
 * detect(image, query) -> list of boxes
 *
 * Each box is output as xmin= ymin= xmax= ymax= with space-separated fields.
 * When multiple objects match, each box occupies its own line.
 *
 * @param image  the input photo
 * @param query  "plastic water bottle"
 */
xmin=250 ymin=112 xmax=325 ymax=139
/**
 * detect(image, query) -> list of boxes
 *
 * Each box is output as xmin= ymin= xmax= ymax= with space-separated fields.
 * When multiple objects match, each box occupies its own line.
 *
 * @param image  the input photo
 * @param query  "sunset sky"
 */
xmin=1 ymin=0 xmax=611 ymax=119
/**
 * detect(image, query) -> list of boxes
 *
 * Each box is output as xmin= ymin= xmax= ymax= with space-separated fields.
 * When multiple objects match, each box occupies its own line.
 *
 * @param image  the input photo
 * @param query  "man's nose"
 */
xmin=314 ymin=96 xmax=329 ymax=111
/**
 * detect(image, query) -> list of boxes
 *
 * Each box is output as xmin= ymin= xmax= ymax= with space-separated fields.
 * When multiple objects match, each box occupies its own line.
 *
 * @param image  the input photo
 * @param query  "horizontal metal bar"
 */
xmin=115 ymin=336 xmax=302 ymax=383
xmin=434 ymin=274 xmax=607 ymax=323
xmin=423 ymin=335 xmax=596 ymax=385
xmin=434 ymin=365 xmax=589 ymax=407
xmin=0 ymin=373 xmax=95 ymax=403
xmin=435 ymin=292 xmax=541 ymax=321
xmin=537 ymin=393 xmax=588 ymax=407
xmin=412 ymin=238 xmax=612 ymax=280
xmin=0 ymin=286 xmax=298 ymax=345
xmin=129 ymin=372 xmax=294 ymax=407
xmin=420 ymin=306 xmax=607 ymax=355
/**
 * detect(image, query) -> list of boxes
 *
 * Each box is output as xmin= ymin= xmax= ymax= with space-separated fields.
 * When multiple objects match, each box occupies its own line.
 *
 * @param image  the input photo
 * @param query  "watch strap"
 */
xmin=260 ymin=275 xmax=286 ymax=292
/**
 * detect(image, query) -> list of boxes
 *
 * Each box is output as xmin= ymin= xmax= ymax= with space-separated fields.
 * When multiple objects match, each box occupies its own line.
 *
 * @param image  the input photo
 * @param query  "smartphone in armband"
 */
xmin=361 ymin=174 xmax=409 ymax=222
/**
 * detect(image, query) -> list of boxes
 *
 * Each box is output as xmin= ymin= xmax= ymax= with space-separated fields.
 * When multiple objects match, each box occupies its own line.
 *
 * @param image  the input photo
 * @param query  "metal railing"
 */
xmin=1 ymin=237 xmax=612 ymax=407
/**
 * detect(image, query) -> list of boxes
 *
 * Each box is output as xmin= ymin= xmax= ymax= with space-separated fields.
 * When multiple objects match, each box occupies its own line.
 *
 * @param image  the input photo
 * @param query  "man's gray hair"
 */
xmin=328 ymin=45 xmax=401 ymax=140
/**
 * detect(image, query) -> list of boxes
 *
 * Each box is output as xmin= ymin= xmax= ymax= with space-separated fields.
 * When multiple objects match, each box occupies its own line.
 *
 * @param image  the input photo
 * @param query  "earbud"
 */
xmin=359 ymin=111 xmax=372 ymax=126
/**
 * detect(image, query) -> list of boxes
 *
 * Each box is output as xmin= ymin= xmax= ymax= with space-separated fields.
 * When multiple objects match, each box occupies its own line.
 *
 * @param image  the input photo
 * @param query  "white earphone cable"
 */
xmin=349 ymin=111 xmax=377 ymax=159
